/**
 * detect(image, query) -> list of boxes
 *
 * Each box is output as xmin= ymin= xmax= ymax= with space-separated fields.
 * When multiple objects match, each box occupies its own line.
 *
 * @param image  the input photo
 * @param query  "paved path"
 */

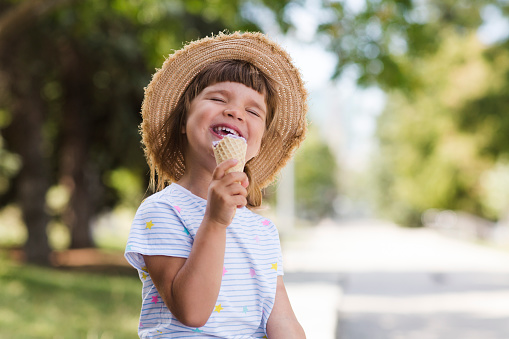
xmin=282 ymin=219 xmax=509 ymax=339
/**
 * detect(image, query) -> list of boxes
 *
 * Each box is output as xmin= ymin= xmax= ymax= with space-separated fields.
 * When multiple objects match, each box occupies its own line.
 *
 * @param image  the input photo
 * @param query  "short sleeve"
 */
xmin=273 ymin=224 xmax=284 ymax=276
xmin=277 ymin=246 xmax=284 ymax=276
xmin=124 ymin=197 xmax=193 ymax=272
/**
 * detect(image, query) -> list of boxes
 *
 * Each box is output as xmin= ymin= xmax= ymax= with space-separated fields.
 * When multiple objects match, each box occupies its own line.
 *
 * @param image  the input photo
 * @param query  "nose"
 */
xmin=224 ymin=108 xmax=244 ymax=121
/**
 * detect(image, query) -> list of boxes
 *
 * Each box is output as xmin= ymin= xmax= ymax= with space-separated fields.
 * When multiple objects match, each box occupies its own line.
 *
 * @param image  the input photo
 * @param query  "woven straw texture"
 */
xmin=141 ymin=31 xmax=308 ymax=189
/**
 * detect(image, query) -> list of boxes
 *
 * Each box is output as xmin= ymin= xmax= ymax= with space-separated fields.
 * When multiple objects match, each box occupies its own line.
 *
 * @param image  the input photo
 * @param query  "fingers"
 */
xmin=213 ymin=160 xmax=249 ymax=187
xmin=240 ymin=176 xmax=249 ymax=188
xmin=208 ymin=183 xmax=247 ymax=208
xmin=225 ymin=181 xmax=248 ymax=201
xmin=222 ymin=180 xmax=248 ymax=210
xmin=209 ymin=159 xmax=249 ymax=212
xmin=212 ymin=159 xmax=239 ymax=180
xmin=209 ymin=175 xmax=248 ymax=203
xmin=205 ymin=176 xmax=247 ymax=226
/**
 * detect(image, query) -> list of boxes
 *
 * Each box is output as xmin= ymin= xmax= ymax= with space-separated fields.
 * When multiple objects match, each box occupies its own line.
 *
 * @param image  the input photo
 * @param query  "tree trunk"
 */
xmin=60 ymin=41 xmax=94 ymax=248
xmin=60 ymin=102 xmax=94 ymax=248
xmin=4 ymin=80 xmax=52 ymax=265
xmin=0 ymin=0 xmax=72 ymax=265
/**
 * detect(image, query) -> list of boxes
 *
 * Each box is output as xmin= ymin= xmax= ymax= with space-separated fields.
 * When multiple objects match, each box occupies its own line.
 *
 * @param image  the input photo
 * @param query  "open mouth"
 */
xmin=212 ymin=125 xmax=243 ymax=138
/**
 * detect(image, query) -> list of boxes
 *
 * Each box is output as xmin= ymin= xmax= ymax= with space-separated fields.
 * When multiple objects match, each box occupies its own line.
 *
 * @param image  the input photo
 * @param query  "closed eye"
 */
xmin=210 ymin=97 xmax=226 ymax=103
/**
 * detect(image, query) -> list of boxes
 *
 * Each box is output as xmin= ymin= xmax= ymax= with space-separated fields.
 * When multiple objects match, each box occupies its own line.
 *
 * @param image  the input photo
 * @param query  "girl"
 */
xmin=125 ymin=32 xmax=308 ymax=338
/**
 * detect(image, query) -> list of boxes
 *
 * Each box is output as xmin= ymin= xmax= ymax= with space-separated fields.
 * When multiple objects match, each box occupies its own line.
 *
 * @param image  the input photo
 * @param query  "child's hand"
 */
xmin=204 ymin=159 xmax=249 ymax=228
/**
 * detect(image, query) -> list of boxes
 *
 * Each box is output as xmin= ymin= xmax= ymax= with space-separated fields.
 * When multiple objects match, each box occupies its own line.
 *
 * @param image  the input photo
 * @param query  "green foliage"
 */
xmin=104 ymin=168 xmax=144 ymax=209
xmin=372 ymin=32 xmax=505 ymax=225
xmin=319 ymin=0 xmax=496 ymax=90
xmin=455 ymin=41 xmax=509 ymax=158
xmin=294 ymin=126 xmax=338 ymax=220
xmin=315 ymin=0 xmax=509 ymax=225
xmin=0 ymin=136 xmax=21 ymax=195
xmin=0 ymin=255 xmax=141 ymax=338
xmin=0 ymin=0 xmax=295 ymax=252
xmin=479 ymin=159 xmax=509 ymax=219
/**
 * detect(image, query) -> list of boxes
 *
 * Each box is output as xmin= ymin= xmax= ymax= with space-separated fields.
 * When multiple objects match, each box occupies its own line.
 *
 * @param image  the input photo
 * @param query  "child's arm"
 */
xmin=266 ymin=276 xmax=306 ymax=338
xmin=144 ymin=159 xmax=248 ymax=328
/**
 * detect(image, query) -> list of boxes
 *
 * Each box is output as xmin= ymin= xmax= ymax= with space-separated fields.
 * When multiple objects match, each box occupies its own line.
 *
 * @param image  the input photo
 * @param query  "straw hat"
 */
xmin=141 ymin=31 xmax=308 ymax=189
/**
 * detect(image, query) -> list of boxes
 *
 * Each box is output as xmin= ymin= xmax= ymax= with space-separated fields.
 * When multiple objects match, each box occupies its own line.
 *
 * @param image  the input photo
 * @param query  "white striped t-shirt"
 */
xmin=125 ymin=183 xmax=284 ymax=338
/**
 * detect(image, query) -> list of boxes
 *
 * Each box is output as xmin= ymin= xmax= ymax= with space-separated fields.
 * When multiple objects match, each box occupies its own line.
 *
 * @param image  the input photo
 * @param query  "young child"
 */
xmin=125 ymin=31 xmax=308 ymax=338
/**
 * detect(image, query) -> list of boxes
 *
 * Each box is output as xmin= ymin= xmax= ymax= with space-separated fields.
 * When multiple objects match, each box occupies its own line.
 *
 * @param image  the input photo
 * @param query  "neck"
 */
xmin=176 ymin=168 xmax=212 ymax=200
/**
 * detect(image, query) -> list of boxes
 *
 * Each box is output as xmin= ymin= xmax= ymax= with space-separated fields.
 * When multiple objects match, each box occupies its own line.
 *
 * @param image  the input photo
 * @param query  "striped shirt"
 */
xmin=125 ymin=183 xmax=283 ymax=338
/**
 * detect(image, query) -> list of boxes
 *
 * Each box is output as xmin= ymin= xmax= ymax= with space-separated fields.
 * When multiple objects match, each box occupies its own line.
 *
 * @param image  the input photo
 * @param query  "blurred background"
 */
xmin=1 ymin=0 xmax=509 ymax=338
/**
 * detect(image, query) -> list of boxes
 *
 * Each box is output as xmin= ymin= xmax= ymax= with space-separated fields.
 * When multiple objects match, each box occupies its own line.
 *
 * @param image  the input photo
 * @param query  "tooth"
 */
xmin=215 ymin=126 xmax=239 ymax=137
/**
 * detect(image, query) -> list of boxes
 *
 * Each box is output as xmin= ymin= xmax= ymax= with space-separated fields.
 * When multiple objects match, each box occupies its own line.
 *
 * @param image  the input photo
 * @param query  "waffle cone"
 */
xmin=213 ymin=136 xmax=247 ymax=173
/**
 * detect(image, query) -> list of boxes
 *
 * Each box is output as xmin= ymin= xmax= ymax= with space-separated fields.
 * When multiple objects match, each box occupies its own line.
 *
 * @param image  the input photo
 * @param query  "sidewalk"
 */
xmin=281 ymin=220 xmax=346 ymax=339
xmin=281 ymin=219 xmax=509 ymax=339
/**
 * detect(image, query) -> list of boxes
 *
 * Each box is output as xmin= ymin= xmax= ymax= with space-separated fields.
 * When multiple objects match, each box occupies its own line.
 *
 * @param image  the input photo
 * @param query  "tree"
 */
xmin=0 ymin=0 xmax=73 ymax=265
xmin=318 ymin=0 xmax=497 ymax=90
xmin=0 ymin=0 xmax=294 ymax=264
xmin=311 ymin=0 xmax=509 ymax=225
xmin=294 ymin=126 xmax=338 ymax=220
xmin=372 ymin=32 xmax=496 ymax=225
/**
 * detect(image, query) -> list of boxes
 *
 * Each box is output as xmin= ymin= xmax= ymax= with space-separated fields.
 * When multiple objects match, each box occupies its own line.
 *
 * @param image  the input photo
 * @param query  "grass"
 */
xmin=0 ymin=253 xmax=142 ymax=339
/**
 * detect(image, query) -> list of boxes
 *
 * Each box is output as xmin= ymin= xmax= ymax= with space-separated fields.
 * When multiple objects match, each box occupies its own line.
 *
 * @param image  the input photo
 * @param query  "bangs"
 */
xmin=191 ymin=60 xmax=273 ymax=97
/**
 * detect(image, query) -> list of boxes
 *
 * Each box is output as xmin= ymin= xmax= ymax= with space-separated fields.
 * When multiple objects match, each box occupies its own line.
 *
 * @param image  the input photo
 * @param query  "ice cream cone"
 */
xmin=213 ymin=135 xmax=247 ymax=173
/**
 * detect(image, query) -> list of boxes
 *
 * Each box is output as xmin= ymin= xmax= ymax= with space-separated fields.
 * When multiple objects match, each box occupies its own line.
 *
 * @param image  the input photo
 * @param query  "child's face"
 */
xmin=183 ymin=81 xmax=267 ymax=172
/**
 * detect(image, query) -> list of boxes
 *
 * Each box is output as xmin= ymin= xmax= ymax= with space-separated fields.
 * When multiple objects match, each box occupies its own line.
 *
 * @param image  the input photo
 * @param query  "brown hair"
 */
xmin=153 ymin=59 xmax=280 ymax=208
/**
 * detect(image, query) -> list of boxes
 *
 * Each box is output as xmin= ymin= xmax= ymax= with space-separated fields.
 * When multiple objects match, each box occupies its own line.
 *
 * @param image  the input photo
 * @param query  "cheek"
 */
xmin=247 ymin=125 xmax=266 ymax=160
xmin=256 ymin=121 xmax=267 ymax=145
